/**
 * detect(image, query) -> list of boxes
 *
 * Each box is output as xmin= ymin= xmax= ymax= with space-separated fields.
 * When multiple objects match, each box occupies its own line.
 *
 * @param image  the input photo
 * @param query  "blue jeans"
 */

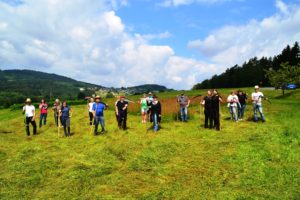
xmin=39 ymin=113 xmax=47 ymax=127
xmin=180 ymin=107 xmax=188 ymax=121
xmin=229 ymin=106 xmax=238 ymax=121
xmin=253 ymin=104 xmax=265 ymax=121
xmin=238 ymin=104 xmax=246 ymax=119
xmin=94 ymin=116 xmax=105 ymax=133
xmin=153 ymin=113 xmax=159 ymax=132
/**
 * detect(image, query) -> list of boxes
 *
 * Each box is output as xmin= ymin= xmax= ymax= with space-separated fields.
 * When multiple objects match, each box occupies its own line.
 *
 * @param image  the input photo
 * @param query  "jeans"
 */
xmin=25 ymin=117 xmax=37 ymax=136
xmin=153 ymin=113 xmax=159 ymax=132
xmin=238 ymin=104 xmax=246 ymax=119
xmin=94 ymin=116 xmax=105 ymax=134
xmin=180 ymin=107 xmax=188 ymax=121
xmin=253 ymin=104 xmax=265 ymax=121
xmin=229 ymin=106 xmax=238 ymax=121
xmin=39 ymin=113 xmax=47 ymax=127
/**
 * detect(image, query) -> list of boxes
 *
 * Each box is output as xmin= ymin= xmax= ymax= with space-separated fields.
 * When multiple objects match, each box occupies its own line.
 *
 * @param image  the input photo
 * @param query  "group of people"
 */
xmin=22 ymin=85 xmax=266 ymax=138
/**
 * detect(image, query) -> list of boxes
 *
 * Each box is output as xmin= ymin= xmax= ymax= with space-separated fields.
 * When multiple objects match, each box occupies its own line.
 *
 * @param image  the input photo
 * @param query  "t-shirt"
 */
xmin=203 ymin=96 xmax=212 ymax=110
xmin=227 ymin=95 xmax=238 ymax=107
xmin=52 ymin=103 xmax=61 ymax=115
xmin=88 ymin=102 xmax=95 ymax=112
xmin=178 ymin=96 xmax=189 ymax=108
xmin=150 ymin=101 xmax=161 ymax=114
xmin=141 ymin=98 xmax=148 ymax=109
xmin=92 ymin=103 xmax=105 ymax=117
xmin=252 ymin=92 xmax=264 ymax=105
xmin=61 ymin=106 xmax=71 ymax=118
xmin=24 ymin=105 xmax=35 ymax=117
xmin=116 ymin=101 xmax=128 ymax=113
xmin=39 ymin=103 xmax=48 ymax=114
xmin=146 ymin=97 xmax=153 ymax=106
xmin=237 ymin=93 xmax=247 ymax=105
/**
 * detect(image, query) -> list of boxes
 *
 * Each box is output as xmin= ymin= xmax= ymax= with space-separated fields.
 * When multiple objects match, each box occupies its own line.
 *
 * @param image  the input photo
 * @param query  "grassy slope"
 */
xmin=0 ymin=89 xmax=299 ymax=199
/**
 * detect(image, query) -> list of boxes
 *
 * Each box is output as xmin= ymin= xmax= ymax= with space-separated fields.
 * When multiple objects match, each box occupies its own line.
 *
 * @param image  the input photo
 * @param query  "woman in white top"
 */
xmin=22 ymin=98 xmax=37 ymax=137
xmin=87 ymin=98 xmax=95 ymax=125
xmin=227 ymin=91 xmax=239 ymax=121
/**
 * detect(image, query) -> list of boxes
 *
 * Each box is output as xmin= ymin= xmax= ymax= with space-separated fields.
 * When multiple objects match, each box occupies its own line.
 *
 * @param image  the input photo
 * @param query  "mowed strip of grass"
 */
xmin=0 ymin=89 xmax=299 ymax=199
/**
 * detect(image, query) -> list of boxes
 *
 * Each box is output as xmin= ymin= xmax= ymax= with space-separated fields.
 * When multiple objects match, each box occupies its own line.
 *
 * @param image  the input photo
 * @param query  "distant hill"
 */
xmin=0 ymin=69 xmax=169 ymax=108
xmin=0 ymin=69 xmax=104 ymax=107
xmin=192 ymin=41 xmax=300 ymax=89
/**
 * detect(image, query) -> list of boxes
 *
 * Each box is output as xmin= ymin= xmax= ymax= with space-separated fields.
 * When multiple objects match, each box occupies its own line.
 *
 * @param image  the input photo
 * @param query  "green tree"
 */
xmin=265 ymin=63 xmax=300 ymax=95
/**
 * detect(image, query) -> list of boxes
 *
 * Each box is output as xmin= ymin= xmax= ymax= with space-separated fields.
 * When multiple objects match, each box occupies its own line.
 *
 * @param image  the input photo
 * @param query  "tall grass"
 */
xmin=0 ymin=89 xmax=299 ymax=199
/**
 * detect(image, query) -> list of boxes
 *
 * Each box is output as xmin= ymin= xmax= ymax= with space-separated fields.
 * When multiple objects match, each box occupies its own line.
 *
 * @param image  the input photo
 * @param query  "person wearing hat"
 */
xmin=59 ymin=100 xmax=72 ymax=137
xmin=22 ymin=98 xmax=37 ymax=137
xmin=92 ymin=96 xmax=106 ymax=135
xmin=87 ymin=97 xmax=95 ymax=125
xmin=52 ymin=99 xmax=62 ymax=127
xmin=177 ymin=93 xmax=190 ymax=122
xmin=251 ymin=85 xmax=265 ymax=122
xmin=39 ymin=98 xmax=48 ymax=128
xmin=115 ymin=96 xmax=128 ymax=130
xmin=149 ymin=95 xmax=161 ymax=132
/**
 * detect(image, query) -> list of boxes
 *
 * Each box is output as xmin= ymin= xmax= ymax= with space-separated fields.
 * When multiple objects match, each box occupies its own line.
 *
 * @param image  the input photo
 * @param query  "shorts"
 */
xmin=141 ymin=107 xmax=148 ymax=113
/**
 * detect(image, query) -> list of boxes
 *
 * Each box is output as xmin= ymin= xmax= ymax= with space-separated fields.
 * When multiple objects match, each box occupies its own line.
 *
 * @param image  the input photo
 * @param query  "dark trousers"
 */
xmin=25 ymin=117 xmax=37 ymax=136
xmin=39 ymin=113 xmax=47 ymax=127
xmin=118 ymin=112 xmax=127 ymax=130
xmin=61 ymin=117 xmax=71 ymax=137
xmin=204 ymin=109 xmax=213 ymax=128
xmin=89 ymin=112 xmax=94 ymax=125
xmin=212 ymin=110 xmax=220 ymax=131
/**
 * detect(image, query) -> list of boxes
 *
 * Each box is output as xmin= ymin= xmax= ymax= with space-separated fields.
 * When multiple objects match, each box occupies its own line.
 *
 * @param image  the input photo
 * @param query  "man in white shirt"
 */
xmin=251 ymin=85 xmax=266 ymax=122
xmin=227 ymin=91 xmax=239 ymax=121
xmin=87 ymin=98 xmax=95 ymax=125
xmin=22 ymin=98 xmax=37 ymax=136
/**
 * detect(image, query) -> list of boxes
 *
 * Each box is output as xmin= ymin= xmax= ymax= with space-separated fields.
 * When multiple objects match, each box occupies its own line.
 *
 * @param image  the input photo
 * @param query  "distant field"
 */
xmin=0 ymin=89 xmax=299 ymax=199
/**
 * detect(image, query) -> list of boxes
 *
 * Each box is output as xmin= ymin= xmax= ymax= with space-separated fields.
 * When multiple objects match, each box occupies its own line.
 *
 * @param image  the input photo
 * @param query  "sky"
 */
xmin=0 ymin=0 xmax=300 ymax=89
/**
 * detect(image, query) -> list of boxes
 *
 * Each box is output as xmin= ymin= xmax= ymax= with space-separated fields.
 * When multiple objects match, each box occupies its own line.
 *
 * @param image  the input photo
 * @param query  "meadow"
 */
xmin=0 ymin=88 xmax=299 ymax=199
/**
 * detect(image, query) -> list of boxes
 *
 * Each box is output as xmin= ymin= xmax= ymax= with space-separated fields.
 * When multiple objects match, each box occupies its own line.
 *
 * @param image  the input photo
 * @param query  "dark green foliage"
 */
xmin=193 ymin=42 xmax=300 ymax=89
xmin=0 ymin=69 xmax=103 ymax=107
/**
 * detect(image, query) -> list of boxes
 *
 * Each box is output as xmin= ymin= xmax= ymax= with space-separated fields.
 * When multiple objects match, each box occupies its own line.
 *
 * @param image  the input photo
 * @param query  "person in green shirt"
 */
xmin=140 ymin=94 xmax=148 ymax=123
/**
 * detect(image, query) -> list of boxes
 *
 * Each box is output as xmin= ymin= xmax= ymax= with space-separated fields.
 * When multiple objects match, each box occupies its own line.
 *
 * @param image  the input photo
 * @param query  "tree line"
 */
xmin=192 ymin=42 xmax=300 ymax=89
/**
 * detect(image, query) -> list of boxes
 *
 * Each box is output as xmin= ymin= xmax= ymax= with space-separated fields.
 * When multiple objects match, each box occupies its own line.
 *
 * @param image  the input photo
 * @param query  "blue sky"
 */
xmin=0 ymin=0 xmax=300 ymax=89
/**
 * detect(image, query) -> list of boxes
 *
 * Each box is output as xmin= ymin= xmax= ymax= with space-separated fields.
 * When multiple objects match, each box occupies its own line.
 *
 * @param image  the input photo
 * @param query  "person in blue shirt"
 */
xmin=59 ymin=101 xmax=72 ymax=137
xmin=92 ymin=96 xmax=106 ymax=135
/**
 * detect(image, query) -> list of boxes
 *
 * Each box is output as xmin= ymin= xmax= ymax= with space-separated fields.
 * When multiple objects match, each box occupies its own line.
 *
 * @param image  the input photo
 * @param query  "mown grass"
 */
xmin=0 ymin=89 xmax=299 ymax=199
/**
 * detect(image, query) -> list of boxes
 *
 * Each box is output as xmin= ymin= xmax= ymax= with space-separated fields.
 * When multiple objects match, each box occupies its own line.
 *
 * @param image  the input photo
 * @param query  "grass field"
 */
xmin=0 ymin=88 xmax=299 ymax=199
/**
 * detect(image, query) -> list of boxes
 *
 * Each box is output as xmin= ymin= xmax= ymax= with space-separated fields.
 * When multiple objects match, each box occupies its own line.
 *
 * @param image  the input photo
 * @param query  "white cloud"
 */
xmin=158 ymin=0 xmax=237 ymax=7
xmin=188 ymin=0 xmax=300 ymax=71
xmin=0 ymin=0 xmax=210 ymax=89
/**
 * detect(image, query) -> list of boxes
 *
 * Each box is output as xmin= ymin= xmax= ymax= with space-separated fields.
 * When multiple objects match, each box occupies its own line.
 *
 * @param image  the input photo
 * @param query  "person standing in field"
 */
xmin=23 ymin=98 xmax=37 ymax=137
xmin=39 ymin=99 xmax=48 ymax=128
xmin=227 ymin=91 xmax=239 ymax=121
xmin=146 ymin=92 xmax=153 ymax=120
xmin=116 ymin=96 xmax=128 ymax=130
xmin=92 ymin=96 xmax=106 ymax=135
xmin=52 ymin=99 xmax=61 ymax=127
xmin=87 ymin=98 xmax=95 ymax=125
xmin=59 ymin=101 xmax=72 ymax=137
xmin=202 ymin=90 xmax=213 ymax=128
xmin=149 ymin=95 xmax=161 ymax=132
xmin=140 ymin=94 xmax=148 ymax=123
xmin=251 ymin=85 xmax=266 ymax=122
xmin=237 ymin=90 xmax=248 ymax=120
xmin=177 ymin=93 xmax=190 ymax=122
xmin=211 ymin=89 xmax=223 ymax=131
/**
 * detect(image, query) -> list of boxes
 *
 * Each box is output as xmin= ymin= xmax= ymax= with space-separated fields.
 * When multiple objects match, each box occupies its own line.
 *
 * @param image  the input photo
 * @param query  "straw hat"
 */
xmin=25 ymin=98 xmax=32 ymax=103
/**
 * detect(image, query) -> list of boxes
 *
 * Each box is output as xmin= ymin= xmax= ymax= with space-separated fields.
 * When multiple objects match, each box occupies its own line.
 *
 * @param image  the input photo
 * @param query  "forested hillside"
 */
xmin=193 ymin=42 xmax=300 ymax=89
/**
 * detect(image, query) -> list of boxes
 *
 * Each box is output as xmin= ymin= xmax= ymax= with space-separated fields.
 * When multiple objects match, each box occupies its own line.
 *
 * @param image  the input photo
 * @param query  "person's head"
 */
xmin=153 ymin=95 xmax=158 ymax=101
xmin=143 ymin=94 xmax=147 ymax=98
xmin=213 ymin=89 xmax=218 ymax=95
xmin=254 ymin=85 xmax=260 ymax=92
xmin=41 ymin=99 xmax=45 ymax=104
xmin=90 ymin=98 xmax=94 ymax=103
xmin=230 ymin=90 xmax=235 ymax=95
xmin=55 ymin=99 xmax=60 ymax=104
xmin=148 ymin=92 xmax=152 ymax=97
xmin=25 ymin=98 xmax=32 ymax=105
xmin=95 ymin=96 xmax=101 ymax=103
xmin=238 ymin=90 xmax=243 ymax=95
xmin=120 ymin=96 xmax=125 ymax=102
xmin=63 ymin=101 xmax=67 ymax=107
xmin=207 ymin=90 xmax=212 ymax=96
xmin=181 ymin=93 xmax=185 ymax=97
